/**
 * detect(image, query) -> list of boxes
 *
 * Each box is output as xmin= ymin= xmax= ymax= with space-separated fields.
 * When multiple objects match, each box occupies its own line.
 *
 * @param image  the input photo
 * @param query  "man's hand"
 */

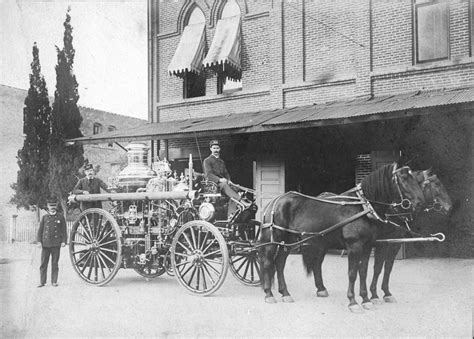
xmin=219 ymin=178 xmax=228 ymax=184
xmin=37 ymin=242 xmax=42 ymax=248
xmin=61 ymin=242 xmax=66 ymax=248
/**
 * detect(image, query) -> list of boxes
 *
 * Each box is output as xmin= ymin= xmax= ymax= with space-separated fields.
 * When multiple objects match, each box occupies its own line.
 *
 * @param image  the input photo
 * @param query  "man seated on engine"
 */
xmin=203 ymin=139 xmax=250 ymax=210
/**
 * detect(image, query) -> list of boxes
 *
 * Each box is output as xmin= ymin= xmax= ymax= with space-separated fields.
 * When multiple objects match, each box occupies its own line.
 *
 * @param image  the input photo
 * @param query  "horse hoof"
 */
xmin=317 ymin=290 xmax=329 ymax=298
xmin=282 ymin=295 xmax=294 ymax=303
xmin=362 ymin=301 xmax=375 ymax=310
xmin=370 ymin=298 xmax=383 ymax=305
xmin=383 ymin=296 xmax=397 ymax=303
xmin=265 ymin=296 xmax=277 ymax=304
xmin=348 ymin=304 xmax=364 ymax=313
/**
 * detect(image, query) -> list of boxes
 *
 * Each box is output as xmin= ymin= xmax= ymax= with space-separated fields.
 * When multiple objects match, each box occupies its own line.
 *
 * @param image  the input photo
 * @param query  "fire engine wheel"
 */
xmin=69 ymin=208 xmax=122 ymax=286
xmin=171 ymin=220 xmax=229 ymax=296
xmin=229 ymin=220 xmax=262 ymax=286
xmin=229 ymin=249 xmax=261 ymax=286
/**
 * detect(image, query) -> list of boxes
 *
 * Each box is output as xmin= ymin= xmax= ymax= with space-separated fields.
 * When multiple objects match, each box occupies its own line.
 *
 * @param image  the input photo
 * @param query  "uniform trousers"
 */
xmin=219 ymin=182 xmax=241 ymax=218
xmin=40 ymin=246 xmax=61 ymax=284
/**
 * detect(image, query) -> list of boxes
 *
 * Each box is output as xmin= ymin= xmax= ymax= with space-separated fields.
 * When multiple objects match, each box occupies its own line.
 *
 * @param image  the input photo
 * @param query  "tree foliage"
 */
xmin=11 ymin=43 xmax=51 ymax=210
xmin=48 ymin=9 xmax=84 ymax=210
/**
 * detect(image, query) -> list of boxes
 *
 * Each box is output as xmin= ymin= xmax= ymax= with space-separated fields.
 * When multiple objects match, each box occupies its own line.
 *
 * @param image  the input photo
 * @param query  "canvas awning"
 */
xmin=168 ymin=22 xmax=206 ymax=77
xmin=68 ymin=87 xmax=474 ymax=145
xmin=202 ymin=15 xmax=241 ymax=80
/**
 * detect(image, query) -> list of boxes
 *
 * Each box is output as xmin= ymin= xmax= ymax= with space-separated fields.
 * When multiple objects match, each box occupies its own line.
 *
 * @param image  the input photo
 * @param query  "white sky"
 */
xmin=0 ymin=0 xmax=148 ymax=120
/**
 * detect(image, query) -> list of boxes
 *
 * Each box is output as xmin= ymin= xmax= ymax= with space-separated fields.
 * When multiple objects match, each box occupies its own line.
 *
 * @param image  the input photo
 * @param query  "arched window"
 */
xmin=218 ymin=0 xmax=242 ymax=93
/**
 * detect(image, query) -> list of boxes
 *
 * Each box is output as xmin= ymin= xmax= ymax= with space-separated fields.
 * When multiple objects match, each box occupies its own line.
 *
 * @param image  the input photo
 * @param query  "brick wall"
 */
xmin=355 ymin=153 xmax=371 ymax=184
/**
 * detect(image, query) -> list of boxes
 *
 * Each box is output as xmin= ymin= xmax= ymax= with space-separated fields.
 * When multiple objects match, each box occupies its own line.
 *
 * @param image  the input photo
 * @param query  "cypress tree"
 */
xmin=48 ymin=8 xmax=84 ymax=213
xmin=11 ymin=43 xmax=51 ymax=211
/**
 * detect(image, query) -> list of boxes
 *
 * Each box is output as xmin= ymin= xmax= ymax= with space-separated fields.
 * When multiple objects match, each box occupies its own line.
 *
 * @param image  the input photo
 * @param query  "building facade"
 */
xmin=0 ymin=85 xmax=146 ymax=241
xmin=145 ymin=0 xmax=474 ymax=257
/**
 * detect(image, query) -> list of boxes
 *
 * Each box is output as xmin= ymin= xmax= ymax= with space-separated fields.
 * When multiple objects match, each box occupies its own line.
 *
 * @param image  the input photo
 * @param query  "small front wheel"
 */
xmin=171 ymin=220 xmax=228 ymax=295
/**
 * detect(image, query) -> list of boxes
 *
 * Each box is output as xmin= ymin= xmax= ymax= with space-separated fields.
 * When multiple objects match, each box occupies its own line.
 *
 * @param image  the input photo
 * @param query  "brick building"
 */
xmin=0 ymin=85 xmax=146 ymax=241
xmin=77 ymin=0 xmax=473 ymax=257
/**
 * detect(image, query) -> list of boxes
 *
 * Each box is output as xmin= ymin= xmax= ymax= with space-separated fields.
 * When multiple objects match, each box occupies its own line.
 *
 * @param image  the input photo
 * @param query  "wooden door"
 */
xmin=253 ymin=161 xmax=285 ymax=220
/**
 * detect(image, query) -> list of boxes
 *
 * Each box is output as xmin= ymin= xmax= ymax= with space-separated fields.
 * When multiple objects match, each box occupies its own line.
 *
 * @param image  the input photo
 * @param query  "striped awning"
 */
xmin=168 ymin=23 xmax=206 ymax=78
xmin=202 ymin=16 xmax=241 ymax=80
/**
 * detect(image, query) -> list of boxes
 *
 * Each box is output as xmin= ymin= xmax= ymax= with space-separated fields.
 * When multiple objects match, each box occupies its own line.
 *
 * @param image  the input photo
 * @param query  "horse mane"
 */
xmin=360 ymin=163 xmax=396 ymax=214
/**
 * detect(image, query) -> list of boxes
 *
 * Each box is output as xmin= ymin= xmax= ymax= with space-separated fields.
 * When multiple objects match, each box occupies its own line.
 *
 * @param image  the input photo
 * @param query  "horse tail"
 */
xmin=301 ymin=248 xmax=315 ymax=276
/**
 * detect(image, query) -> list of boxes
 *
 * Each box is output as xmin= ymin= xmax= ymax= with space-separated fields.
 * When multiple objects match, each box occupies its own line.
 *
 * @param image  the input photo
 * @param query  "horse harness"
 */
xmin=257 ymin=165 xmax=444 ymax=251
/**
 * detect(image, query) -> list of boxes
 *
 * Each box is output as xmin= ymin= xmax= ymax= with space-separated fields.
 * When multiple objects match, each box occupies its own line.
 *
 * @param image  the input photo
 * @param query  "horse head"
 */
xmin=392 ymin=165 xmax=425 ymax=212
xmin=418 ymin=169 xmax=453 ymax=216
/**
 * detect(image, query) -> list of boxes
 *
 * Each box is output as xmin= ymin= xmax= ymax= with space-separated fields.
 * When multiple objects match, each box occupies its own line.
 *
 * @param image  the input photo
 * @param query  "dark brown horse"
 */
xmin=370 ymin=169 xmax=453 ymax=304
xmin=259 ymin=163 xmax=425 ymax=312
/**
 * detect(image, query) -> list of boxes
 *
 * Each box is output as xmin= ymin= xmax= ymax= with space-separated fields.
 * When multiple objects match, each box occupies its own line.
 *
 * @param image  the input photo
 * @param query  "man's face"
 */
xmin=85 ymin=168 xmax=94 ymax=179
xmin=47 ymin=204 xmax=57 ymax=214
xmin=210 ymin=145 xmax=220 ymax=157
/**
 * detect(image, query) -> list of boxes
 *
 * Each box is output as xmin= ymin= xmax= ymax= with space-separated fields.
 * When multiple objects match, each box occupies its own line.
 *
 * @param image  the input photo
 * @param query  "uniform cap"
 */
xmin=84 ymin=164 xmax=93 ymax=171
xmin=209 ymin=139 xmax=220 ymax=147
xmin=46 ymin=198 xmax=58 ymax=206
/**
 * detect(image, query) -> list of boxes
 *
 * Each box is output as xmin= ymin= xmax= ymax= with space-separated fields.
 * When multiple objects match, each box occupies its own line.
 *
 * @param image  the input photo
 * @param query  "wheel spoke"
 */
xmin=231 ymin=255 xmax=246 ymax=265
xmin=182 ymin=231 xmax=195 ymax=251
xmin=186 ymin=266 xmax=197 ymax=287
xmin=98 ymin=239 xmax=117 ymax=247
xmin=73 ymin=231 xmax=90 ymax=243
xmin=203 ymin=249 xmax=222 ymax=259
xmin=202 ymin=237 xmax=217 ymax=254
xmin=99 ymin=247 xmax=118 ymax=254
xmin=98 ymin=250 xmax=116 ymax=266
xmin=198 ymin=230 xmax=209 ymax=251
xmin=202 ymin=262 xmax=217 ymax=285
xmin=202 ymin=259 xmax=221 ymax=275
xmin=97 ymin=227 xmax=114 ymax=244
xmin=76 ymin=251 xmax=92 ymax=266
xmin=96 ymin=252 xmax=109 ymax=278
xmin=78 ymin=221 xmax=93 ymax=242
xmin=176 ymin=240 xmax=192 ymax=254
xmin=200 ymin=267 xmax=208 ymax=291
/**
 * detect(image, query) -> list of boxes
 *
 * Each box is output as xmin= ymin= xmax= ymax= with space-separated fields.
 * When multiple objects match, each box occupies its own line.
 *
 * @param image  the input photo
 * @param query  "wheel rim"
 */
xmin=69 ymin=208 xmax=122 ymax=285
xmin=171 ymin=221 xmax=228 ymax=295
xmin=229 ymin=250 xmax=261 ymax=286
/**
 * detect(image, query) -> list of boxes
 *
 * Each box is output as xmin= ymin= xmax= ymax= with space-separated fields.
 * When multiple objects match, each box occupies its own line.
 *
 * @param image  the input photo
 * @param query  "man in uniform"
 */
xmin=203 ymin=140 xmax=250 ymax=211
xmin=37 ymin=198 xmax=67 ymax=287
xmin=73 ymin=163 xmax=110 ymax=210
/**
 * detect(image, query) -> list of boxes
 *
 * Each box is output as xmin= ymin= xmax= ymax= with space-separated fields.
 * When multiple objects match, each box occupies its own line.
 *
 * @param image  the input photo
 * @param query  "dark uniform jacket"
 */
xmin=37 ymin=213 xmax=67 ymax=248
xmin=73 ymin=177 xmax=109 ymax=210
xmin=203 ymin=155 xmax=231 ymax=183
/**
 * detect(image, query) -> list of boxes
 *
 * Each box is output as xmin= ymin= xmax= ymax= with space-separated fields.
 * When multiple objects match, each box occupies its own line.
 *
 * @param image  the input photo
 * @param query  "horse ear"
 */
xmin=427 ymin=167 xmax=433 ymax=176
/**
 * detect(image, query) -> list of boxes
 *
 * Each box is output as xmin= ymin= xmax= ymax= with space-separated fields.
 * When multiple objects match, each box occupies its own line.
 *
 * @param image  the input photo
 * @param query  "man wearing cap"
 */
xmin=203 ymin=140 xmax=249 ymax=210
xmin=37 ymin=199 xmax=67 ymax=287
xmin=73 ymin=163 xmax=110 ymax=210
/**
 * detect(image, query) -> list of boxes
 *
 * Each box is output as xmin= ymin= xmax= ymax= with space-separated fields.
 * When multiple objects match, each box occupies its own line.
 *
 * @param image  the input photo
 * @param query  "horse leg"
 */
xmin=310 ymin=246 xmax=329 ymax=297
xmin=259 ymin=244 xmax=278 ymax=303
xmin=370 ymin=245 xmax=385 ymax=304
xmin=359 ymin=241 xmax=375 ymax=310
xmin=275 ymin=246 xmax=293 ymax=302
xmin=346 ymin=241 xmax=363 ymax=313
xmin=381 ymin=243 xmax=400 ymax=303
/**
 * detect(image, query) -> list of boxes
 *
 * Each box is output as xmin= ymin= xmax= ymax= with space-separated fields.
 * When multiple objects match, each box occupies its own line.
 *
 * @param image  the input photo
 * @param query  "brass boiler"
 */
xmin=117 ymin=143 xmax=156 ymax=193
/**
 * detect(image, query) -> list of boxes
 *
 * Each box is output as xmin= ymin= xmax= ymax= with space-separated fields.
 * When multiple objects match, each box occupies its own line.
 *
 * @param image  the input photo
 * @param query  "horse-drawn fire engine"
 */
xmin=67 ymin=143 xmax=261 ymax=295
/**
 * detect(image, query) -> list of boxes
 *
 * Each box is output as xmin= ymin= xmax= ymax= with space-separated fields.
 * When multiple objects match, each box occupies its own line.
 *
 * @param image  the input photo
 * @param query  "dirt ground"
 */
xmin=1 ymin=242 xmax=472 ymax=338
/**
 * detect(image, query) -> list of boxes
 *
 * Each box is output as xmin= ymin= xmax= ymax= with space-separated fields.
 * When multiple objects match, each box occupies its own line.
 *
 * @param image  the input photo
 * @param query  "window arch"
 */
xmin=220 ymin=0 xmax=241 ymax=19
xmin=187 ymin=6 xmax=205 ymax=25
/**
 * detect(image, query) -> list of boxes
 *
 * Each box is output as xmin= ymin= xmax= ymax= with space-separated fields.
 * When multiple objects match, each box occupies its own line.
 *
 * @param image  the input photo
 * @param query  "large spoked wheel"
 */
xmin=229 ymin=220 xmax=261 ymax=286
xmin=69 ymin=208 xmax=122 ymax=286
xmin=171 ymin=220 xmax=229 ymax=296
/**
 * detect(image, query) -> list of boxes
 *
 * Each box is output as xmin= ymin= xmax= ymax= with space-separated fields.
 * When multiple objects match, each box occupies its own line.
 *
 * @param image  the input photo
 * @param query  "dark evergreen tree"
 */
xmin=11 ymin=43 xmax=51 ymax=211
xmin=48 ymin=8 xmax=84 ymax=213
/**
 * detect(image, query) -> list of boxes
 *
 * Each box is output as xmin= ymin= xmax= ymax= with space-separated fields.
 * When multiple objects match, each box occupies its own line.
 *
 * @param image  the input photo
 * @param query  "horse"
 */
xmin=258 ymin=163 xmax=425 ymax=312
xmin=369 ymin=169 xmax=453 ymax=304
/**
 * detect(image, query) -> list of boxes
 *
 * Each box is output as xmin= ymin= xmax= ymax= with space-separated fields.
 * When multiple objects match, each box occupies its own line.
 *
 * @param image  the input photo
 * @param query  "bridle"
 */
xmin=421 ymin=172 xmax=443 ymax=213
xmin=390 ymin=164 xmax=415 ymax=210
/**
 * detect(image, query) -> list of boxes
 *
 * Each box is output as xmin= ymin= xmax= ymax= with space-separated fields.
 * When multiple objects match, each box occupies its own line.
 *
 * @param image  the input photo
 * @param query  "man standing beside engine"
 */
xmin=37 ymin=198 xmax=67 ymax=287
xmin=203 ymin=140 xmax=249 ymax=210
xmin=73 ymin=163 xmax=110 ymax=210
